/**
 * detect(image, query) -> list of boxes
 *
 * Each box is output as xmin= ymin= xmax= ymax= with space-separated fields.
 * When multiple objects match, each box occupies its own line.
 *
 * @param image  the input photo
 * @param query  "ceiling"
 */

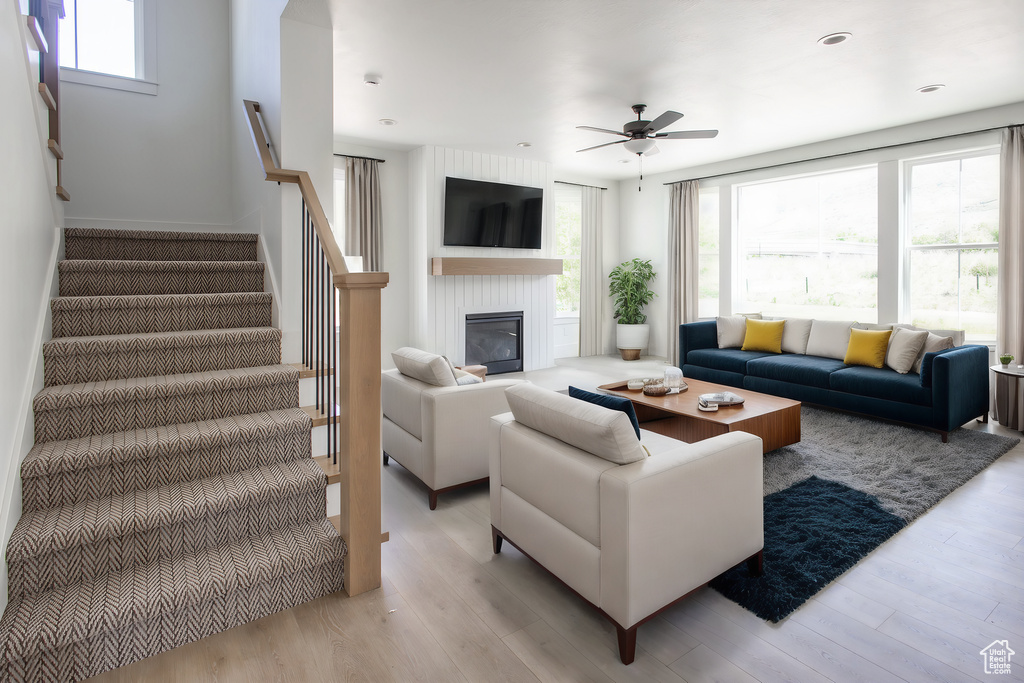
xmin=329 ymin=0 xmax=1024 ymax=180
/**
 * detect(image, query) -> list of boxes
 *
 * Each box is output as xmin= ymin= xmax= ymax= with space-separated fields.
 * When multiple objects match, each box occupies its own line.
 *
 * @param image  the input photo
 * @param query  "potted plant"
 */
xmin=999 ymin=353 xmax=1014 ymax=367
xmin=608 ymin=258 xmax=656 ymax=360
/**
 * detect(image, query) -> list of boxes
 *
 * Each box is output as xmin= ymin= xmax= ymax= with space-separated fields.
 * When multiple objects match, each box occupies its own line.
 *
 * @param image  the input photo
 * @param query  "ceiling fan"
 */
xmin=576 ymin=104 xmax=718 ymax=156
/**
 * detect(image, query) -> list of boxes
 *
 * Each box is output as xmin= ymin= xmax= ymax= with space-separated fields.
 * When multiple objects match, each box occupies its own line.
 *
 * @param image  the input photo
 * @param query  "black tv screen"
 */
xmin=443 ymin=177 xmax=543 ymax=249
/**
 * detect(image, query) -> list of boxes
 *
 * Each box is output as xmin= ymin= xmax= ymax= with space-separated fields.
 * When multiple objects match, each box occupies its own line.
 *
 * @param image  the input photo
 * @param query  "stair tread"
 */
xmin=23 ymin=407 xmax=310 ymax=481
xmin=50 ymin=291 xmax=271 ymax=311
xmin=9 ymin=458 xmax=325 ymax=562
xmin=42 ymin=327 xmax=280 ymax=357
xmin=64 ymin=228 xmax=258 ymax=244
xmin=0 ymin=518 xmax=344 ymax=654
xmin=59 ymin=259 xmax=264 ymax=272
xmin=34 ymin=364 xmax=299 ymax=412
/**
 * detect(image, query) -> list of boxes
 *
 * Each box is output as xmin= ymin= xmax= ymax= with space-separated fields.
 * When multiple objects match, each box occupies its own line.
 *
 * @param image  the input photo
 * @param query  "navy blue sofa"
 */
xmin=679 ymin=320 xmax=989 ymax=441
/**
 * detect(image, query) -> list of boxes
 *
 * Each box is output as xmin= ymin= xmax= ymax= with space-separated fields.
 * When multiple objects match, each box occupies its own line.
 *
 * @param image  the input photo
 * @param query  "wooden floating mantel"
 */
xmin=431 ymin=257 xmax=563 ymax=276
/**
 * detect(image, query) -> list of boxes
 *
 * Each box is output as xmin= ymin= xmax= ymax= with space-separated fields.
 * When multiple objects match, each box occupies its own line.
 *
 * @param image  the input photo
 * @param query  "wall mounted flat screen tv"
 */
xmin=443 ymin=177 xmax=543 ymax=249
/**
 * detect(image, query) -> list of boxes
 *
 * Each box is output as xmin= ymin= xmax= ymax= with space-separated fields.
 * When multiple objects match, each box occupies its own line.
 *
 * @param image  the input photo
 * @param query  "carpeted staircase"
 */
xmin=0 ymin=228 xmax=345 ymax=682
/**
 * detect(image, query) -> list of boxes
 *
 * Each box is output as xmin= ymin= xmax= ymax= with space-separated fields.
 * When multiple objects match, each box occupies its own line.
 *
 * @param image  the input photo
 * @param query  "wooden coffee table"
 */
xmin=598 ymin=378 xmax=801 ymax=453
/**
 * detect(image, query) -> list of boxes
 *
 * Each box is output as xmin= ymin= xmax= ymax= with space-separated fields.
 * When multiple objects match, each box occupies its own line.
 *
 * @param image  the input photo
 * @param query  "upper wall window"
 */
xmin=736 ymin=167 xmax=879 ymax=321
xmin=904 ymin=150 xmax=1000 ymax=341
xmin=59 ymin=0 xmax=157 ymax=93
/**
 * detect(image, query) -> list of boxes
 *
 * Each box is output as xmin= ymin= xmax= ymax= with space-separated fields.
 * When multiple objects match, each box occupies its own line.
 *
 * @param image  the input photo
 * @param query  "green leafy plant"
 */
xmin=608 ymin=258 xmax=656 ymax=325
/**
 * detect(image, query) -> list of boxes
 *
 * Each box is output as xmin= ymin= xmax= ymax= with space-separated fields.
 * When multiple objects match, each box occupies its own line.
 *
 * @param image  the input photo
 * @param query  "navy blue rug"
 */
xmin=709 ymin=476 xmax=906 ymax=622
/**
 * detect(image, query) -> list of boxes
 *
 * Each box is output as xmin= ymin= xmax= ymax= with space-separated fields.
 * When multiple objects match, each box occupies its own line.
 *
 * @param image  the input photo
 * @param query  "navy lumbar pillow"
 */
xmin=568 ymin=386 xmax=641 ymax=440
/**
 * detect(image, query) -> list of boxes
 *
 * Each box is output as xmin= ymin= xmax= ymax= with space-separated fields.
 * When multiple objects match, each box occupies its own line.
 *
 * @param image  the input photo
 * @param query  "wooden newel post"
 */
xmin=334 ymin=271 xmax=389 ymax=596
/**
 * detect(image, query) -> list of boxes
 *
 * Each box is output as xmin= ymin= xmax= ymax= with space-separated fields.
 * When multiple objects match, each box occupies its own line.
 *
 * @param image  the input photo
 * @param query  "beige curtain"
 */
xmin=344 ymin=158 xmax=383 ymax=272
xmin=579 ymin=186 xmax=604 ymax=356
xmin=667 ymin=180 xmax=700 ymax=366
xmin=998 ymin=125 xmax=1024 ymax=360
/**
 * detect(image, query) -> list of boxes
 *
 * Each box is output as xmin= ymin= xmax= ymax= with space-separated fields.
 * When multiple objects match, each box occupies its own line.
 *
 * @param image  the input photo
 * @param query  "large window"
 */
xmin=59 ymin=0 xmax=156 ymax=93
xmin=736 ymin=167 xmax=878 ymax=321
xmin=554 ymin=184 xmax=582 ymax=315
xmin=904 ymin=151 xmax=1000 ymax=341
xmin=698 ymin=187 xmax=720 ymax=318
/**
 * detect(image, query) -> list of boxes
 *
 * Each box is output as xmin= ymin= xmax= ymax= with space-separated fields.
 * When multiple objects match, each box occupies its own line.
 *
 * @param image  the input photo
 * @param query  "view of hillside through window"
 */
xmin=59 ymin=0 xmax=137 ymax=78
xmin=906 ymin=153 xmax=999 ymax=339
xmin=698 ymin=187 xmax=720 ymax=318
xmin=736 ymin=167 xmax=879 ymax=322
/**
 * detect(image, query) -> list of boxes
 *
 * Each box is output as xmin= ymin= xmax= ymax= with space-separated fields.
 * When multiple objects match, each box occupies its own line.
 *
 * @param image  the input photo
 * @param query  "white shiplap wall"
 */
xmin=409 ymin=146 xmax=556 ymax=370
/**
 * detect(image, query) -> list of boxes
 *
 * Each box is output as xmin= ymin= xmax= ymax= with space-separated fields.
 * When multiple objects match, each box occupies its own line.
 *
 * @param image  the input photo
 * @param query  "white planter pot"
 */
xmin=616 ymin=323 xmax=650 ymax=360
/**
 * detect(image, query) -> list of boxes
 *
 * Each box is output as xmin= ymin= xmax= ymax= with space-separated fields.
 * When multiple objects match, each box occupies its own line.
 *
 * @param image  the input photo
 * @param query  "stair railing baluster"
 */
xmin=302 ymin=203 xmax=307 ymax=369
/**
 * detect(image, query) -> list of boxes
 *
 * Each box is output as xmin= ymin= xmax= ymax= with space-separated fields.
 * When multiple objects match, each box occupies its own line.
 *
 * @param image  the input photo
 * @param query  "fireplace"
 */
xmin=465 ymin=311 xmax=523 ymax=374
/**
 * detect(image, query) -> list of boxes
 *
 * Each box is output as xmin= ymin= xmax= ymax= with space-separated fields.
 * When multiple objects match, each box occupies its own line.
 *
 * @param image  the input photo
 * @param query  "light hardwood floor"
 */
xmin=90 ymin=356 xmax=1024 ymax=682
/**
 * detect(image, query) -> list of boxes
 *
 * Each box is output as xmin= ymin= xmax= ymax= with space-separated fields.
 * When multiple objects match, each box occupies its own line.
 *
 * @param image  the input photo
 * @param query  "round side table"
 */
xmin=991 ymin=364 xmax=1024 ymax=430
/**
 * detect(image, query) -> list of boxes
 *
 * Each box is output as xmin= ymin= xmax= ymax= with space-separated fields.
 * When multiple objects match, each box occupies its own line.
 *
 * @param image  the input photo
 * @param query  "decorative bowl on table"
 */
xmin=642 ymin=380 xmax=668 ymax=397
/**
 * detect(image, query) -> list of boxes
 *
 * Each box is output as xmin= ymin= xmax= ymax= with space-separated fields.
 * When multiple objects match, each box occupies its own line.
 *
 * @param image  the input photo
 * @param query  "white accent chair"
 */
xmin=382 ymin=347 xmax=526 ymax=509
xmin=490 ymin=383 xmax=764 ymax=664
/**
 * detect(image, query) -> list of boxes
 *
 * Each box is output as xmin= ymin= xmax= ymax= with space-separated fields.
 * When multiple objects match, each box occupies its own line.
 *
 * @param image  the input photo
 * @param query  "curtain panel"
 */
xmin=998 ymin=125 xmax=1024 ymax=360
xmin=579 ymin=186 xmax=604 ymax=356
xmin=344 ymin=158 xmax=383 ymax=272
xmin=667 ymin=180 xmax=700 ymax=366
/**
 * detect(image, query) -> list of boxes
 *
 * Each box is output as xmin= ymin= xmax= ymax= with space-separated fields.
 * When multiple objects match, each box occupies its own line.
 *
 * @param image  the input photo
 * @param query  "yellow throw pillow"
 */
xmin=844 ymin=328 xmax=893 ymax=368
xmin=741 ymin=319 xmax=786 ymax=353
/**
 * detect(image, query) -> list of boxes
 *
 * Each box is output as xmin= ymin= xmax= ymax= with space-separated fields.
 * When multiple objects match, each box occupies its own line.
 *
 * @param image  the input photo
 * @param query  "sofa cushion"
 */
xmin=391 ymin=347 xmax=457 ymax=386
xmin=829 ymin=366 xmax=932 ymax=407
xmin=885 ymin=327 xmax=929 ymax=374
xmin=569 ymin=386 xmax=641 ymax=440
xmin=716 ymin=316 xmax=748 ymax=348
xmin=894 ymin=323 xmax=965 ymax=347
xmin=844 ymin=329 xmax=892 ymax=368
xmin=911 ymin=332 xmax=955 ymax=374
xmin=685 ymin=348 xmax=775 ymax=374
xmin=779 ymin=318 xmax=813 ymax=355
xmin=805 ymin=320 xmax=855 ymax=360
xmin=505 ymin=384 xmax=646 ymax=465
xmin=746 ymin=354 xmax=847 ymax=389
xmin=742 ymin=319 xmax=785 ymax=353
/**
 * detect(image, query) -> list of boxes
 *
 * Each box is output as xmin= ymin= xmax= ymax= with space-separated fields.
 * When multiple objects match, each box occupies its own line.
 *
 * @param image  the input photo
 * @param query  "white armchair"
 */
xmin=382 ymin=348 xmax=525 ymax=509
xmin=490 ymin=383 xmax=763 ymax=664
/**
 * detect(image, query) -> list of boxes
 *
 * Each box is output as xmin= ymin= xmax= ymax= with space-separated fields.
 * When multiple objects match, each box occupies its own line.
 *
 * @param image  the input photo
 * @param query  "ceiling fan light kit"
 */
xmin=577 ymin=104 xmax=720 ymax=189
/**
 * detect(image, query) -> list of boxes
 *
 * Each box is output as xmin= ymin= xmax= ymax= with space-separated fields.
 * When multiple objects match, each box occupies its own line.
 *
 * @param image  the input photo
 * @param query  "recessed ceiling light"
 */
xmin=817 ymin=32 xmax=851 ymax=46
xmin=516 ymin=142 xmax=532 ymax=148
xmin=916 ymin=84 xmax=945 ymax=93
xmin=618 ymin=159 xmax=632 ymax=164
xmin=378 ymin=118 xmax=397 ymax=126
xmin=363 ymin=73 xmax=382 ymax=87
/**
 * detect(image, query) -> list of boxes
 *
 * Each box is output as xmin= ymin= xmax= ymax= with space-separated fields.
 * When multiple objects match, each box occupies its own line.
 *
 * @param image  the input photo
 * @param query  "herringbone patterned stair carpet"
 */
xmin=0 ymin=228 xmax=345 ymax=683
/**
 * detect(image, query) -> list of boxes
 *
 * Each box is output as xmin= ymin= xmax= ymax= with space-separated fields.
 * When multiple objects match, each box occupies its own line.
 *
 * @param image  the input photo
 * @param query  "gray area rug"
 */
xmin=764 ymin=407 xmax=1019 ymax=521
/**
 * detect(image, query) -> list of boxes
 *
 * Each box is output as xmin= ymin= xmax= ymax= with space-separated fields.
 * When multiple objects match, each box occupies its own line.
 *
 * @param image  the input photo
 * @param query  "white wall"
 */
xmin=618 ymin=101 xmax=1024 ymax=359
xmin=0 ymin=0 xmax=66 ymax=614
xmin=409 ymin=147 xmax=556 ymax=371
xmin=333 ymin=143 xmax=411 ymax=367
xmin=61 ymin=0 xmax=233 ymax=227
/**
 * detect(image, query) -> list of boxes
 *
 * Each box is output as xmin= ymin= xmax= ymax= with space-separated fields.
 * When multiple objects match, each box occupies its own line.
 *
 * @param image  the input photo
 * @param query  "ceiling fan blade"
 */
xmin=576 ymin=139 xmax=628 ymax=153
xmin=655 ymin=129 xmax=719 ymax=139
xmin=576 ymin=125 xmax=629 ymax=137
xmin=646 ymin=110 xmax=683 ymax=133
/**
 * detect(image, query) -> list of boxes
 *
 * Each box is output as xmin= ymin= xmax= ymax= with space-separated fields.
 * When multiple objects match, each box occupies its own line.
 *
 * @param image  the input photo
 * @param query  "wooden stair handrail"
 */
xmin=243 ymin=99 xmax=388 ymax=598
xmin=243 ymin=99 xmax=348 ymax=276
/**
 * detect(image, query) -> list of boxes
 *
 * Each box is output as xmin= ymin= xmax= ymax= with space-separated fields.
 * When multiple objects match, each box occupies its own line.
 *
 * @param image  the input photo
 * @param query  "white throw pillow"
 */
xmin=391 ymin=347 xmax=458 ymax=386
xmin=910 ymin=332 xmax=955 ymax=374
xmin=504 ymin=384 xmax=646 ymax=465
xmin=778 ymin=318 xmax=813 ymax=355
xmin=804 ymin=320 xmax=855 ymax=360
xmin=885 ymin=327 xmax=929 ymax=374
xmin=894 ymin=323 xmax=965 ymax=347
xmin=453 ymin=368 xmax=483 ymax=385
xmin=716 ymin=316 xmax=748 ymax=349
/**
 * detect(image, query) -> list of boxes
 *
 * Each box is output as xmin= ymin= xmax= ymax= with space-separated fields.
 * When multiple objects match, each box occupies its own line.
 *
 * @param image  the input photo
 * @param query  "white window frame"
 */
xmin=900 ymin=146 xmax=1000 ymax=341
xmin=60 ymin=0 xmax=158 ymax=95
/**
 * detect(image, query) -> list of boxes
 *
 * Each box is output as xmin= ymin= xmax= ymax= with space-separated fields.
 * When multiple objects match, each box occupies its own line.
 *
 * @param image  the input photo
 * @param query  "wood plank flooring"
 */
xmin=88 ymin=356 xmax=1024 ymax=682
